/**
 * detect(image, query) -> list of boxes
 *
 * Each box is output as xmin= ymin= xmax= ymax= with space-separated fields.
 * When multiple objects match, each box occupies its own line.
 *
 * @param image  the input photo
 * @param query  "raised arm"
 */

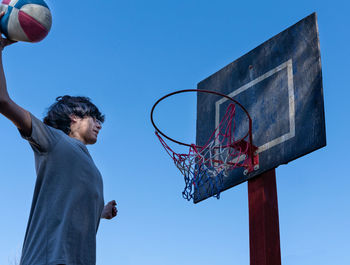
xmin=0 ymin=23 xmax=32 ymax=137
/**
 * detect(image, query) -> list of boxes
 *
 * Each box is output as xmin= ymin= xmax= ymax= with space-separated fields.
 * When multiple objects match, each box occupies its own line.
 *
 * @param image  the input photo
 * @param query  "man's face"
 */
xmin=69 ymin=115 xmax=102 ymax=145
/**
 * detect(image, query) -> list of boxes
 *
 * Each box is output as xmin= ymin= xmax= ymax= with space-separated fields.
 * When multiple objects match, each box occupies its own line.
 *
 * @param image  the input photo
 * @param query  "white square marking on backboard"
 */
xmin=215 ymin=59 xmax=295 ymax=154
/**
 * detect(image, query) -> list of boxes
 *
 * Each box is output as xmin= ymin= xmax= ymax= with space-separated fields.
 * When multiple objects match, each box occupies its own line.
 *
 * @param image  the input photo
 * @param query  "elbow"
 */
xmin=0 ymin=98 xmax=10 ymax=113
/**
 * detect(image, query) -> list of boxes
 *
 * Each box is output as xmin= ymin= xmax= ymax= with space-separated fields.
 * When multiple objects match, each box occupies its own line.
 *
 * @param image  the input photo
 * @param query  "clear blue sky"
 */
xmin=0 ymin=0 xmax=349 ymax=264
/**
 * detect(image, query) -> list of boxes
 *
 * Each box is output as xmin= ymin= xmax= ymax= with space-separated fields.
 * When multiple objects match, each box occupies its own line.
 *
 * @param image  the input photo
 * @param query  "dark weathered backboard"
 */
xmin=195 ymin=13 xmax=326 ymax=203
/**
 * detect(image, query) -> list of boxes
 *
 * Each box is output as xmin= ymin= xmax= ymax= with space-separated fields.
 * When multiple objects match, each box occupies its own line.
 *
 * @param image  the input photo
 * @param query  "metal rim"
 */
xmin=150 ymin=89 xmax=252 ymax=148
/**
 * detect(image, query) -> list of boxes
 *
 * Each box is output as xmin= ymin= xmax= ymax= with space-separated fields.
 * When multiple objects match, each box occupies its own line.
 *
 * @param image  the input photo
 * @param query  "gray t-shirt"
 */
xmin=18 ymin=113 xmax=105 ymax=265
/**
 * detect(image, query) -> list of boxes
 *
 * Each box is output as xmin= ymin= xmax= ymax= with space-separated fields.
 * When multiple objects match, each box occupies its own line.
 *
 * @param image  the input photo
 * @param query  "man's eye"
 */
xmin=94 ymin=118 xmax=101 ymax=125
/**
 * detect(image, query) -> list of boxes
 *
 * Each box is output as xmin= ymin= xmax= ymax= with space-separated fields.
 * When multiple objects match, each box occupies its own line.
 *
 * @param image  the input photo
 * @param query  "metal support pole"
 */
xmin=248 ymin=169 xmax=282 ymax=265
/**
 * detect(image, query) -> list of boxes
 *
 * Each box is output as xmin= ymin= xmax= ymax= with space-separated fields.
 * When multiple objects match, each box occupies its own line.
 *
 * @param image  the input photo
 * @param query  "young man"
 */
xmin=0 ymin=14 xmax=117 ymax=265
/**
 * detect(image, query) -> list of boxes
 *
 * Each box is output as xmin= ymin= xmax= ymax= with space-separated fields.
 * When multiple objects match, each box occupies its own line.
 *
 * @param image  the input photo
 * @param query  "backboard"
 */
xmin=195 ymin=13 xmax=326 ymax=203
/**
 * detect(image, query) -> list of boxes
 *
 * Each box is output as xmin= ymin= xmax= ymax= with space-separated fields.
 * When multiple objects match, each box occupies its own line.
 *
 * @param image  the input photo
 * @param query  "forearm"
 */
xmin=0 ymin=52 xmax=10 ymax=102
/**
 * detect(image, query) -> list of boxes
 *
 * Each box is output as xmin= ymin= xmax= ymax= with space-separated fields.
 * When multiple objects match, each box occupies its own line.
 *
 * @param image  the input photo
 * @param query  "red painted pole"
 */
xmin=248 ymin=169 xmax=281 ymax=265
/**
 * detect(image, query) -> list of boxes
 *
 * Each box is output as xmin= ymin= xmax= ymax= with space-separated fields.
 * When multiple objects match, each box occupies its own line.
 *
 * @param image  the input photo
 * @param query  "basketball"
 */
xmin=0 ymin=0 xmax=52 ymax=43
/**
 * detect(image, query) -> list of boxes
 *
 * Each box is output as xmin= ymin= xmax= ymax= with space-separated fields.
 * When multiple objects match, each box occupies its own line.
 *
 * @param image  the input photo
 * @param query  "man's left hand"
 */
xmin=101 ymin=200 xmax=118 ymax=220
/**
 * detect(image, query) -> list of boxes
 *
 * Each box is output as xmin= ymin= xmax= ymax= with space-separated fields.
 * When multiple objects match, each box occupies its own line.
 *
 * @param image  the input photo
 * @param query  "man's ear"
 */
xmin=69 ymin=115 xmax=79 ymax=124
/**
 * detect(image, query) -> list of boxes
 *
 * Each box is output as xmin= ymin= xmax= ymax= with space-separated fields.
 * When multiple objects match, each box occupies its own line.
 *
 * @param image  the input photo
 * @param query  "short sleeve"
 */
xmin=18 ymin=112 xmax=61 ymax=153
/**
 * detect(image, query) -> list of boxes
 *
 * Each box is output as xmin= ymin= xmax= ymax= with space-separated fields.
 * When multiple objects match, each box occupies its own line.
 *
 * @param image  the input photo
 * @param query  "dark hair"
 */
xmin=43 ymin=95 xmax=105 ymax=135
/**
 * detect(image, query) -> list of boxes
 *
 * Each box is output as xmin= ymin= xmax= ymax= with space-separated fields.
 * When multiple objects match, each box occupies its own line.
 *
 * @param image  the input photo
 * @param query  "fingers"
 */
xmin=0 ymin=38 xmax=14 ymax=51
xmin=105 ymin=200 xmax=118 ymax=219
xmin=0 ymin=11 xmax=4 ymax=36
xmin=3 ymin=38 xmax=16 ymax=47
xmin=108 ymin=200 xmax=117 ymax=206
xmin=112 ymin=207 xmax=117 ymax=217
xmin=112 ymin=203 xmax=118 ymax=217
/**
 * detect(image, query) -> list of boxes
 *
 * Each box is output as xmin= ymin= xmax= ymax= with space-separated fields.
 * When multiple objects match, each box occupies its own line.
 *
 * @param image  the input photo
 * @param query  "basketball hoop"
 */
xmin=150 ymin=89 xmax=259 ymax=201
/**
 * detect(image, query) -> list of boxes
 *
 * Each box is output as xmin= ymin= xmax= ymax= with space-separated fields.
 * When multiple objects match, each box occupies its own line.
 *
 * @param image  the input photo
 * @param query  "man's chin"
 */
xmin=87 ymin=137 xmax=97 ymax=145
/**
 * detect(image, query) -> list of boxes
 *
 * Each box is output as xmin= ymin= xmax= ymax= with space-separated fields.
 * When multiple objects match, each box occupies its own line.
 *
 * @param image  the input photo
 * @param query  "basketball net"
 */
xmin=156 ymin=103 xmax=258 ymax=201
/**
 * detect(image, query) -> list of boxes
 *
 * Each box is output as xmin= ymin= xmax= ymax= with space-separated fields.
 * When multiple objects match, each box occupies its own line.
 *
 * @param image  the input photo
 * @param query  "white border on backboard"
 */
xmin=215 ymin=59 xmax=295 ymax=154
